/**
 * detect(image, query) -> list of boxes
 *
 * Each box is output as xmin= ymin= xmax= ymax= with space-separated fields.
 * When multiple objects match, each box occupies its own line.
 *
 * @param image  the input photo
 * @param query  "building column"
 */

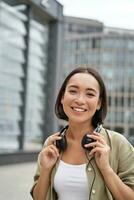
xmin=43 ymin=19 xmax=64 ymax=141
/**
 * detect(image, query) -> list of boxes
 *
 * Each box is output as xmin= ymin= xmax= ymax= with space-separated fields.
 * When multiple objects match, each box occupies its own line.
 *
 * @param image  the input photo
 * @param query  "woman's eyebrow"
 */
xmin=86 ymin=88 xmax=97 ymax=93
xmin=68 ymin=85 xmax=78 ymax=89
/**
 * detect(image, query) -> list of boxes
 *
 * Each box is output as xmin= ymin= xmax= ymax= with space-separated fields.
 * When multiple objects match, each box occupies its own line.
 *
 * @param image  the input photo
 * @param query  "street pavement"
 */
xmin=0 ymin=162 xmax=37 ymax=200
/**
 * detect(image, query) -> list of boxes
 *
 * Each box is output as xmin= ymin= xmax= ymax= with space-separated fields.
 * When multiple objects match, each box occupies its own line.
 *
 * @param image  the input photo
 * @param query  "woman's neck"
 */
xmin=67 ymin=121 xmax=94 ymax=141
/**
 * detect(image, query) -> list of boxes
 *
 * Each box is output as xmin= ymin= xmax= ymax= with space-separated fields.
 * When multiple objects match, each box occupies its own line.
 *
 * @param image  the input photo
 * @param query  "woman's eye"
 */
xmin=87 ymin=93 xmax=94 ymax=97
xmin=69 ymin=90 xmax=77 ymax=94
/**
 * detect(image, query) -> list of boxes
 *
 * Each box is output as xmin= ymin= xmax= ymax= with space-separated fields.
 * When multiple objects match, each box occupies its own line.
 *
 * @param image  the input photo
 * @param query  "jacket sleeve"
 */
xmin=117 ymin=134 xmax=134 ymax=190
xmin=30 ymin=137 xmax=50 ymax=198
xmin=30 ymin=155 xmax=41 ymax=197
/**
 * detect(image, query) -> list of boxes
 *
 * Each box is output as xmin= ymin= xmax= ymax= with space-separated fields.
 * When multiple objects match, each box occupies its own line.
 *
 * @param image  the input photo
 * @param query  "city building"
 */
xmin=0 ymin=2 xmax=134 ymax=164
xmin=63 ymin=16 xmax=134 ymax=143
xmin=0 ymin=0 xmax=63 ymax=159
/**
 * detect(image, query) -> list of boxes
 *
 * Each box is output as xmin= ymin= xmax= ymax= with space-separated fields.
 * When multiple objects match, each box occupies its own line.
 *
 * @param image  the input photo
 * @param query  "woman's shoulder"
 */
xmin=104 ymin=128 xmax=133 ymax=149
xmin=106 ymin=128 xmax=126 ymax=139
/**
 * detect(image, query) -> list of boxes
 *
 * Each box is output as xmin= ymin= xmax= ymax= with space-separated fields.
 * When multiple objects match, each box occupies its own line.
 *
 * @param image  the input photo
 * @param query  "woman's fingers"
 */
xmin=89 ymin=145 xmax=110 ymax=155
xmin=48 ymin=145 xmax=60 ymax=157
xmin=39 ymin=145 xmax=60 ymax=169
xmin=39 ymin=145 xmax=59 ymax=163
xmin=83 ymin=134 xmax=110 ymax=156
xmin=43 ymin=145 xmax=59 ymax=157
xmin=86 ymin=134 xmax=106 ymax=144
xmin=46 ymin=133 xmax=62 ymax=146
xmin=84 ymin=140 xmax=104 ymax=148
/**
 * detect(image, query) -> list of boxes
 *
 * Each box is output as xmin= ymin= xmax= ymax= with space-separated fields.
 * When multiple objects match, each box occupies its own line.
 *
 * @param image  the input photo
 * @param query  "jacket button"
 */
xmin=92 ymin=189 xmax=96 ymax=194
xmin=88 ymin=167 xmax=92 ymax=171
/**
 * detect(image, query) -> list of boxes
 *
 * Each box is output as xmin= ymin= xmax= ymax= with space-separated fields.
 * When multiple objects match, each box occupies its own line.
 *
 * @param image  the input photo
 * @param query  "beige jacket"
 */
xmin=31 ymin=127 xmax=134 ymax=200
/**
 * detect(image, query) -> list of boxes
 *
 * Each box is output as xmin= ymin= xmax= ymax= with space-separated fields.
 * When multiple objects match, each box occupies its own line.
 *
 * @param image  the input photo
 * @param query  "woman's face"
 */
xmin=61 ymin=73 xmax=101 ymax=125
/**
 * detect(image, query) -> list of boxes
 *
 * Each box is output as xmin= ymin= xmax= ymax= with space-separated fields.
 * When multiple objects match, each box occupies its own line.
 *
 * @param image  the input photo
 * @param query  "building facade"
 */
xmin=63 ymin=17 xmax=134 ymax=144
xmin=0 ymin=0 xmax=64 ymax=153
xmin=0 ymin=4 xmax=134 ymax=158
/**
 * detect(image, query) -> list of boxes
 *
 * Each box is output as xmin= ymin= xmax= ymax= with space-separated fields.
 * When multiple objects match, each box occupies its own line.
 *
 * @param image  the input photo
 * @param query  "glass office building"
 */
xmin=0 ymin=0 xmax=63 ymax=153
xmin=63 ymin=17 xmax=134 ymax=143
xmin=0 ymin=2 xmax=27 ymax=151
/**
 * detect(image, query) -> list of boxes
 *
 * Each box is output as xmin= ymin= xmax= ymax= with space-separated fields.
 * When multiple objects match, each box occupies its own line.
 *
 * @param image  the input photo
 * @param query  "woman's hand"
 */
xmin=38 ymin=133 xmax=62 ymax=171
xmin=84 ymin=132 xmax=111 ymax=172
xmin=39 ymin=144 xmax=59 ymax=171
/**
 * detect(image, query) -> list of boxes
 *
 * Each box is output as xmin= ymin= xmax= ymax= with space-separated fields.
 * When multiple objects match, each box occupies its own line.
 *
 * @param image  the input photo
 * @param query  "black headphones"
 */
xmin=56 ymin=124 xmax=102 ymax=152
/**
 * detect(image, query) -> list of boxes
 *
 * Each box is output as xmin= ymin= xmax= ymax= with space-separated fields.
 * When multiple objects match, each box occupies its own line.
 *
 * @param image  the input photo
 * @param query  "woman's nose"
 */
xmin=75 ymin=94 xmax=85 ymax=104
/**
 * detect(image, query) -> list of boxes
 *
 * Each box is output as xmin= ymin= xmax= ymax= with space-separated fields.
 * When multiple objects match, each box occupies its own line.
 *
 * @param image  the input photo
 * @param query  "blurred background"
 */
xmin=0 ymin=0 xmax=134 ymax=199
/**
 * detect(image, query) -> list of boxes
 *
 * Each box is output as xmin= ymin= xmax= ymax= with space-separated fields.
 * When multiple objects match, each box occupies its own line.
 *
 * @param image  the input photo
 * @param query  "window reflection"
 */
xmin=0 ymin=2 xmax=26 ymax=150
xmin=24 ymin=19 xmax=49 ymax=150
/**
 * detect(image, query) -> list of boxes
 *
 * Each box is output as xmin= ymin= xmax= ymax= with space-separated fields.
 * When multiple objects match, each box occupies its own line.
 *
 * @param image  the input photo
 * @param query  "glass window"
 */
xmin=0 ymin=119 xmax=20 ymax=135
xmin=29 ymin=41 xmax=45 ymax=57
xmin=102 ymin=37 xmax=126 ymax=49
xmin=115 ymin=111 xmax=123 ymax=123
xmin=29 ymin=54 xmax=44 ymax=70
xmin=0 ymin=105 xmax=21 ymax=120
xmin=27 ymin=81 xmax=44 ymax=96
xmin=28 ymin=67 xmax=44 ymax=83
xmin=0 ymin=88 xmax=22 ymax=105
xmin=0 ymin=2 xmax=26 ymax=151
xmin=24 ymin=18 xmax=49 ymax=150
xmin=0 ymin=3 xmax=27 ymax=35
xmin=102 ymin=51 xmax=114 ymax=64
xmin=128 ymin=40 xmax=134 ymax=50
xmin=0 ymin=26 xmax=26 ymax=49
xmin=29 ymin=23 xmax=47 ymax=44
xmin=0 ymin=57 xmax=24 ymax=77
xmin=0 ymin=43 xmax=25 ymax=63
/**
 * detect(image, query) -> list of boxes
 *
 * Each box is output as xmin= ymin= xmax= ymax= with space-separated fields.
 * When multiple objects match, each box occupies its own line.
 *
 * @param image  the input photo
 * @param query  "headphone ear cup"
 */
xmin=81 ymin=134 xmax=96 ymax=151
xmin=56 ymin=135 xmax=67 ymax=151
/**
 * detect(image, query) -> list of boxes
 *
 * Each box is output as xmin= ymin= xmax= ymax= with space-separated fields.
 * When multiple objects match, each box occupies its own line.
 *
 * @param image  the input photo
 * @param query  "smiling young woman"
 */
xmin=31 ymin=67 xmax=134 ymax=200
xmin=60 ymin=73 xmax=101 ymax=125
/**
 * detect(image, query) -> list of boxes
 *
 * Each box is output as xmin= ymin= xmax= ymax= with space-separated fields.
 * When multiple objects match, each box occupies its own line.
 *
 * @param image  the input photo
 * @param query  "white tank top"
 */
xmin=54 ymin=160 xmax=89 ymax=200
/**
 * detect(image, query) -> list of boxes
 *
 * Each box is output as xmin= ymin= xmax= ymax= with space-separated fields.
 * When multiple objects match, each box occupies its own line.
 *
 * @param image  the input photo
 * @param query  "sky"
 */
xmin=57 ymin=0 xmax=134 ymax=30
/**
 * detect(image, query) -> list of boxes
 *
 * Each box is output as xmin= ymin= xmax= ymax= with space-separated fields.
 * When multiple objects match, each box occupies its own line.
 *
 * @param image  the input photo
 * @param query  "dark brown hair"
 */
xmin=55 ymin=67 xmax=107 ymax=127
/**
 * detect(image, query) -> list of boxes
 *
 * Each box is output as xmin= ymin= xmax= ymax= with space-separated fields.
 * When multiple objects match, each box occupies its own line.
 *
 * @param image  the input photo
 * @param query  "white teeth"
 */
xmin=73 ymin=107 xmax=85 ymax=112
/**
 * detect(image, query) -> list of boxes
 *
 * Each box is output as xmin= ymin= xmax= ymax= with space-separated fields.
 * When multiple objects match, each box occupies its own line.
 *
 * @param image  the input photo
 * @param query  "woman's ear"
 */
xmin=61 ymin=95 xmax=64 ymax=104
xmin=97 ymin=98 xmax=102 ymax=110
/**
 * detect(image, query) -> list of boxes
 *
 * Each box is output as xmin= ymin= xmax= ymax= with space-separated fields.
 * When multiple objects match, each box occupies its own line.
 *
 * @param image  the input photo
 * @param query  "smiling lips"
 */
xmin=71 ymin=107 xmax=87 ymax=112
